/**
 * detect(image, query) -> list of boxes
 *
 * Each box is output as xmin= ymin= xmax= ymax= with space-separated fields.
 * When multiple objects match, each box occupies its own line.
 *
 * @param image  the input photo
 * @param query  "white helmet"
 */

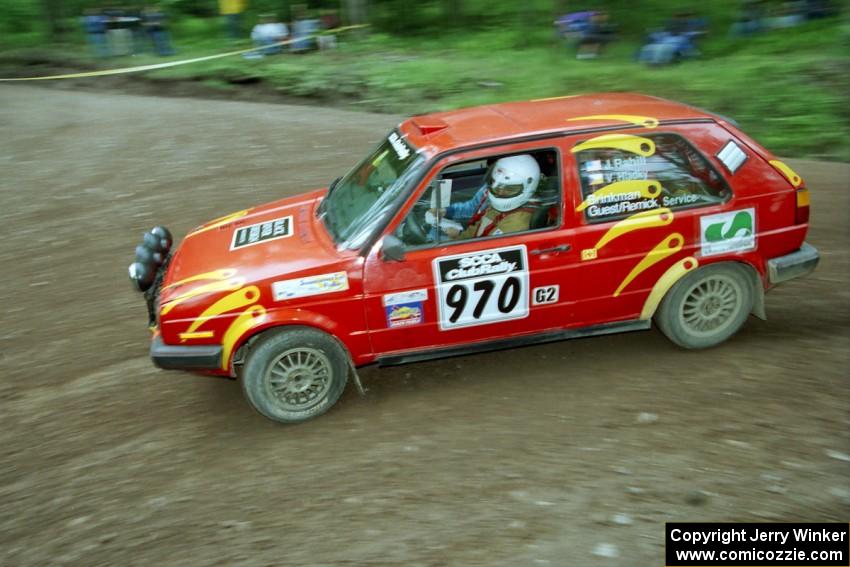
xmin=486 ymin=154 xmax=540 ymax=212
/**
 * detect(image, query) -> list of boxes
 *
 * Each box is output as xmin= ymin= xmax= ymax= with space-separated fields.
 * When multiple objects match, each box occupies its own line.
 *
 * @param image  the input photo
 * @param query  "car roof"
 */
xmin=398 ymin=93 xmax=715 ymax=156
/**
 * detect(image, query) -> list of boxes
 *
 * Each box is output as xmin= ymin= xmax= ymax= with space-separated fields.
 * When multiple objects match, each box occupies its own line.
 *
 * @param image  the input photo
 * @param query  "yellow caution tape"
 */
xmin=0 ymin=24 xmax=368 ymax=82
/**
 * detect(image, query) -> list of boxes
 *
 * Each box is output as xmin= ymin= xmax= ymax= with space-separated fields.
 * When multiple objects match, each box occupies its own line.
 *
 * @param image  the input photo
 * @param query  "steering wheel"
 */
xmin=401 ymin=202 xmax=430 ymax=245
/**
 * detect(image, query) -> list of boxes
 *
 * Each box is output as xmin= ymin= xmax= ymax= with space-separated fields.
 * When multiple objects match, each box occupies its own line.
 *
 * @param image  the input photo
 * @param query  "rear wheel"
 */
xmin=656 ymin=263 xmax=753 ymax=349
xmin=241 ymin=328 xmax=349 ymax=423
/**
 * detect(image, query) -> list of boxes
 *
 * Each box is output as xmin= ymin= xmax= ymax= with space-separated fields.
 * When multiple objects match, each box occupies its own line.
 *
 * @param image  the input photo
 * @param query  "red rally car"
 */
xmin=128 ymin=93 xmax=819 ymax=423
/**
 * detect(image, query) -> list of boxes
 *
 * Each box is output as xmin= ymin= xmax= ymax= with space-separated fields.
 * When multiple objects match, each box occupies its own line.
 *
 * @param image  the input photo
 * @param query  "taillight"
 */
xmin=795 ymin=187 xmax=810 ymax=224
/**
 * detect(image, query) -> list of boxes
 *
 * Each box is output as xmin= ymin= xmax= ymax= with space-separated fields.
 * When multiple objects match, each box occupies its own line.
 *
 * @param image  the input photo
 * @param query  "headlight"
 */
xmin=129 ymin=226 xmax=172 ymax=294
xmin=148 ymin=226 xmax=173 ymax=254
xmin=135 ymin=244 xmax=163 ymax=266
xmin=128 ymin=261 xmax=155 ymax=292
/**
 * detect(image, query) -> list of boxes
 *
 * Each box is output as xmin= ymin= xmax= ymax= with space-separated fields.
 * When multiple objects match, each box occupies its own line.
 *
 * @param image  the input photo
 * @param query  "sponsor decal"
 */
xmin=700 ymin=208 xmax=756 ymax=257
xmin=388 ymin=132 xmax=411 ymax=161
xmin=584 ymin=156 xmax=650 ymax=186
xmin=383 ymin=289 xmax=428 ymax=329
xmin=383 ymin=289 xmax=428 ymax=306
xmin=581 ymin=248 xmax=598 ymax=261
xmin=532 ymin=285 xmax=559 ymax=306
xmin=576 ymin=180 xmax=661 ymax=212
xmin=433 ymin=245 xmax=529 ymax=330
xmin=272 ymin=271 xmax=349 ymax=301
xmin=586 ymin=197 xmax=659 ymax=218
xmin=385 ymin=302 xmax=424 ymax=328
xmin=661 ymin=193 xmax=699 ymax=207
xmin=716 ymin=140 xmax=748 ymax=174
xmin=230 ymin=215 xmax=293 ymax=250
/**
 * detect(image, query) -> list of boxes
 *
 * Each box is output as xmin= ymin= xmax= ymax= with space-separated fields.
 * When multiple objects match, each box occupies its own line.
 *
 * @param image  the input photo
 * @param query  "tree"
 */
xmin=443 ymin=0 xmax=463 ymax=28
xmin=344 ymin=0 xmax=368 ymax=29
xmin=42 ymin=0 xmax=64 ymax=39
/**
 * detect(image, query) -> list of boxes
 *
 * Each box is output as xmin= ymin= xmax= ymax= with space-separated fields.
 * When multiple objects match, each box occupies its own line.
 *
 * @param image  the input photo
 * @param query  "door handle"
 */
xmin=531 ymin=244 xmax=571 ymax=255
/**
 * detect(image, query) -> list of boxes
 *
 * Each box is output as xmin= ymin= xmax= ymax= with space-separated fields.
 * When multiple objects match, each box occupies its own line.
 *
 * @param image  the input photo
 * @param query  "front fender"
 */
xmin=222 ymin=306 xmax=371 ymax=374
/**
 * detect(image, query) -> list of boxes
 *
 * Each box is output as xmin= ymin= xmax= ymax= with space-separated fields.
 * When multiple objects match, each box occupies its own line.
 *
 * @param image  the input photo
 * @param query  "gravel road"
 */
xmin=1 ymin=85 xmax=848 ymax=566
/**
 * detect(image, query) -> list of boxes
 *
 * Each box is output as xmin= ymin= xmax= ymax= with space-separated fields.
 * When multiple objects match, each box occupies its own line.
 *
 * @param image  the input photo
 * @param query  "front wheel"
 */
xmin=656 ymin=263 xmax=753 ymax=349
xmin=241 ymin=328 xmax=349 ymax=423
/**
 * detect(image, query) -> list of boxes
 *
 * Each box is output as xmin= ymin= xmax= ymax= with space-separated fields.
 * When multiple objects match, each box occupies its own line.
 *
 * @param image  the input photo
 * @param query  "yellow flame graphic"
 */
xmin=576 ymin=180 xmax=663 ymax=213
xmin=769 ymin=160 xmax=803 ymax=188
xmin=572 ymin=134 xmax=656 ymax=156
xmin=614 ymin=233 xmax=683 ymax=297
xmin=164 ymin=268 xmax=238 ymax=290
xmin=221 ymin=305 xmax=267 ymax=370
xmin=179 ymin=331 xmax=215 ymax=340
xmin=594 ymin=207 xmax=673 ymax=250
xmin=160 ymin=277 xmax=246 ymax=315
xmin=639 ymin=257 xmax=699 ymax=319
xmin=567 ymin=114 xmax=659 ymax=129
xmin=185 ymin=209 xmax=249 ymax=238
xmin=183 ymin=286 xmax=261 ymax=336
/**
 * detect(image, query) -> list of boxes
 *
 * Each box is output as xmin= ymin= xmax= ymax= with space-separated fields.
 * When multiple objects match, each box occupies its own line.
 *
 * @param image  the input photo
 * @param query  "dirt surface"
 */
xmin=1 ymin=85 xmax=848 ymax=566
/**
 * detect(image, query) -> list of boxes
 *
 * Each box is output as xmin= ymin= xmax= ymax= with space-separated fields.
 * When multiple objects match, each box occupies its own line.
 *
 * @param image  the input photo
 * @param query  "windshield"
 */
xmin=320 ymin=131 xmax=424 ymax=249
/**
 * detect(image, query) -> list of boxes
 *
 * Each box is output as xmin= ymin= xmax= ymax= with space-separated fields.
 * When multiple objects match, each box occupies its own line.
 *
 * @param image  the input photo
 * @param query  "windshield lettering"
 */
xmin=388 ymin=132 xmax=411 ymax=160
xmin=321 ymin=131 xmax=423 ymax=249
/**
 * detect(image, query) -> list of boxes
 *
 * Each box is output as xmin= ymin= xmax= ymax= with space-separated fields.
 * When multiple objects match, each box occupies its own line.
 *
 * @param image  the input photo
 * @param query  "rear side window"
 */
xmin=574 ymin=133 xmax=730 ymax=222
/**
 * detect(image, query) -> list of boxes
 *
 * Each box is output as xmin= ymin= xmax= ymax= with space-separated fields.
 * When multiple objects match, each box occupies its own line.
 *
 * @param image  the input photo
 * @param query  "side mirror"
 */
xmin=381 ymin=235 xmax=405 ymax=262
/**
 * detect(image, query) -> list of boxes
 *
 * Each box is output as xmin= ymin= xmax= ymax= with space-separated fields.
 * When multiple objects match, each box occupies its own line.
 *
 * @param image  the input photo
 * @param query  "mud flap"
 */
xmin=348 ymin=359 xmax=367 ymax=396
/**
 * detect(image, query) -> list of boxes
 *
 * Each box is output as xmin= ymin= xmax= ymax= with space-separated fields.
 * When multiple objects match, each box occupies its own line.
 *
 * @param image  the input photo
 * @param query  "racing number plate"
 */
xmin=433 ymin=245 xmax=529 ymax=330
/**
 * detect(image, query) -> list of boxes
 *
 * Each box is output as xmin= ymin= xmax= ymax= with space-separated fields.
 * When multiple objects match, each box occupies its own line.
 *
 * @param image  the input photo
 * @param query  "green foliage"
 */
xmin=0 ymin=0 xmax=43 ymax=34
xmin=0 ymin=5 xmax=846 ymax=158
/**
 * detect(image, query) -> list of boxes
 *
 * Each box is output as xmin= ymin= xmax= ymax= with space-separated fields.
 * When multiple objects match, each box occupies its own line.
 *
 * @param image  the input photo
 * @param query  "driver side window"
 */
xmin=396 ymin=149 xmax=561 ymax=249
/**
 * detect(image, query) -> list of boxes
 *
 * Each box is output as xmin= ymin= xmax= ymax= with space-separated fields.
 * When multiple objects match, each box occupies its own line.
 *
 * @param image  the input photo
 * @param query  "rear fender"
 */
xmin=640 ymin=258 xmax=766 ymax=321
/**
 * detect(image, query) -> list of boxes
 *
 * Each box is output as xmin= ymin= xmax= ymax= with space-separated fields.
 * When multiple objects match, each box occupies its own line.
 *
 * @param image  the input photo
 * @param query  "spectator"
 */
xmin=248 ymin=14 xmax=289 ymax=58
xmin=766 ymin=1 xmax=806 ymax=28
xmin=219 ymin=0 xmax=247 ymax=40
xmin=142 ymin=5 xmax=175 ymax=56
xmin=554 ymin=10 xmax=597 ymax=44
xmin=103 ymin=7 xmax=135 ymax=57
xmin=803 ymin=0 xmax=836 ymax=19
xmin=317 ymin=9 xmax=341 ymax=50
xmin=291 ymin=6 xmax=320 ymax=53
xmin=127 ymin=6 xmax=146 ymax=55
xmin=728 ymin=0 xmax=766 ymax=37
xmin=575 ymin=11 xmax=616 ymax=59
xmin=637 ymin=11 xmax=707 ymax=66
xmin=81 ymin=9 xmax=108 ymax=58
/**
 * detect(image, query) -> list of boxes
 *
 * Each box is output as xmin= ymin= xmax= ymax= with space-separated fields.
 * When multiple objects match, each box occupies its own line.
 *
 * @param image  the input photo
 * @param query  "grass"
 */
xmin=1 ymin=15 xmax=847 ymax=159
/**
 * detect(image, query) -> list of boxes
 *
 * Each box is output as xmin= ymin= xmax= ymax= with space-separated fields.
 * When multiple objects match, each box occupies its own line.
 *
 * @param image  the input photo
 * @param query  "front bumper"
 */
xmin=767 ymin=242 xmax=819 ymax=285
xmin=150 ymin=335 xmax=223 ymax=371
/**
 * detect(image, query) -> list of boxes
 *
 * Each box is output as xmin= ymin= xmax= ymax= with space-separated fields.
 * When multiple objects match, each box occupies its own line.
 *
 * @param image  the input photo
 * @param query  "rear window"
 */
xmin=574 ymin=133 xmax=730 ymax=223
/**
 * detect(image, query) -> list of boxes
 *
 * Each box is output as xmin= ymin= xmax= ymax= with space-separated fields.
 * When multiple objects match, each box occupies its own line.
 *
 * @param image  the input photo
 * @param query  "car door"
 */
xmin=361 ymin=140 xmax=576 ymax=359
xmin=563 ymin=125 xmax=735 ymax=327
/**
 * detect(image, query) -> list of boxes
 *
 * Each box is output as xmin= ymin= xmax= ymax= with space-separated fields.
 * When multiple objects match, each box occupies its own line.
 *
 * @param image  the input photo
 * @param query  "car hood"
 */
xmin=159 ymin=189 xmax=341 ymax=307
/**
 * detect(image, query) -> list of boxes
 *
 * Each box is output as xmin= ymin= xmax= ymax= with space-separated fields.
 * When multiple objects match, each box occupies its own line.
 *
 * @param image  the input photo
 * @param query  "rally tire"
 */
xmin=656 ymin=263 xmax=753 ymax=350
xmin=241 ymin=327 xmax=349 ymax=423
